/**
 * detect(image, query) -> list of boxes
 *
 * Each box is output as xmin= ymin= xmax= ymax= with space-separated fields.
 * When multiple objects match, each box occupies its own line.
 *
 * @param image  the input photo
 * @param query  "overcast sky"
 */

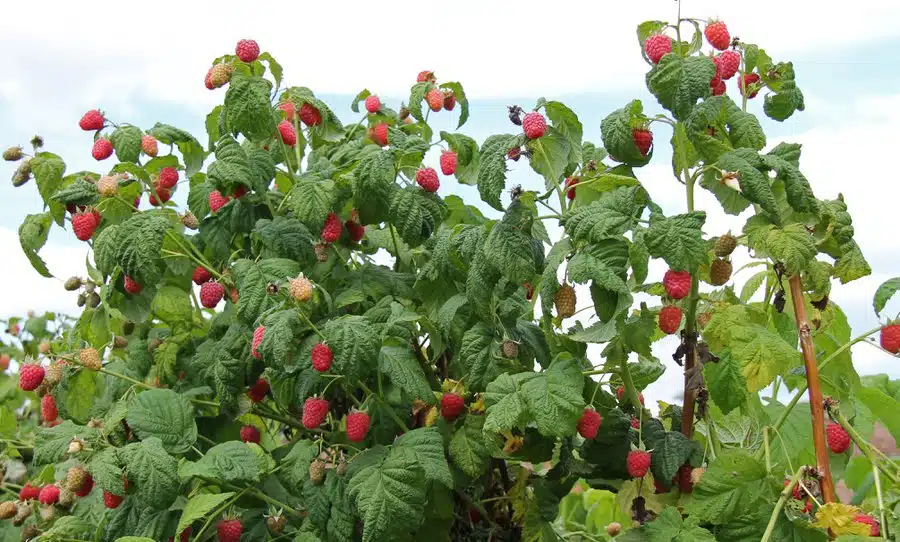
xmin=2 ymin=0 xmax=899 ymax=404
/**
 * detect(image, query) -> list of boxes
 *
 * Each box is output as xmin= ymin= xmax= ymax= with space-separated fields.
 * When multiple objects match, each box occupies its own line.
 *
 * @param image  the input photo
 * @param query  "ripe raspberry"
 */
xmin=103 ymin=490 xmax=124 ymax=509
xmin=39 ymin=484 xmax=60 ymax=505
xmin=251 ymin=326 xmax=265 ymax=360
xmin=426 ymin=88 xmax=444 ymax=112
xmin=364 ymin=95 xmax=381 ymax=113
xmin=123 ymin=276 xmax=141 ymax=294
xmin=41 ymin=394 xmax=58 ymax=422
xmin=235 ymin=39 xmax=260 ymax=63
xmin=200 ymin=281 xmax=225 ymax=308
xmin=19 ymin=364 xmax=45 ymax=391
xmin=302 ymin=397 xmax=329 ymax=429
xmin=209 ymin=63 xmax=233 ymax=88
xmin=192 ymin=266 xmax=212 ymax=285
xmin=278 ymin=101 xmax=296 ymax=121
xmin=299 ymin=103 xmax=322 ymax=126
xmin=710 ymin=76 xmax=726 ymax=96
xmin=507 ymin=147 xmax=521 ymax=161
xmin=554 ymin=284 xmax=577 ymax=318
xmin=802 ymin=500 xmax=813 ymax=514
xmin=322 ymin=212 xmax=342 ymax=242
xmin=709 ymin=258 xmax=732 ymax=286
xmin=501 ymin=340 xmax=518 ymax=359
xmin=879 ymin=323 xmax=900 ymax=354
xmin=240 ymin=425 xmax=261 ymax=444
xmin=663 ymin=269 xmax=691 ymax=299
xmin=441 ymin=393 xmax=465 ymax=422
xmin=278 ymin=120 xmax=297 ymax=146
xmin=209 ymin=190 xmax=230 ymax=212
xmin=739 ymin=73 xmax=761 ymax=99
xmin=522 ymin=112 xmax=547 ymax=139
xmin=79 ymin=110 xmax=105 ymax=131
xmin=311 ymin=343 xmax=333 ymax=372
xmin=716 ymin=50 xmax=741 ymax=80
xmin=443 ymin=90 xmax=456 ymax=111
xmin=644 ymin=34 xmax=673 ymax=64
xmin=309 ymin=459 xmax=326 ymax=485
xmin=158 ymin=167 xmax=178 ymax=189
xmin=417 ymin=70 xmax=436 ymax=83
xmin=72 ymin=212 xmax=98 ymax=241
xmin=346 ymin=411 xmax=371 ymax=442
xmin=20 ymin=484 xmax=40 ymax=501
xmin=0 ymin=353 xmax=9 ymax=371
xmin=248 ymin=378 xmax=269 ymax=402
xmin=714 ymin=233 xmax=737 ymax=257
xmin=565 ymin=176 xmax=578 ymax=200
xmin=826 ymin=422 xmax=851 ymax=453
xmin=616 ymin=385 xmax=645 ymax=406
xmin=576 ymin=408 xmax=602 ymax=439
xmin=704 ymin=20 xmax=730 ymax=51
xmin=346 ymin=220 xmax=365 ymax=242
xmin=440 ymin=150 xmax=458 ymax=175
xmin=141 ymin=135 xmax=158 ymax=157
xmin=630 ymin=417 xmax=641 ymax=429
xmin=853 ymin=514 xmax=879 ymax=537
xmin=92 ymin=138 xmax=113 ymax=160
xmin=204 ymin=68 xmax=215 ymax=90
xmin=632 ymin=128 xmax=653 ymax=156
xmin=149 ymin=186 xmax=171 ymax=206
xmin=659 ymin=305 xmax=683 ymax=335
xmin=416 ymin=167 xmax=440 ymax=192
xmin=79 ymin=347 xmax=101 ymax=371
xmin=370 ymin=123 xmax=389 ymax=146
xmin=626 ymin=450 xmax=651 ymax=478
xmin=677 ymin=464 xmax=694 ymax=493
xmin=288 ymin=275 xmax=313 ymax=301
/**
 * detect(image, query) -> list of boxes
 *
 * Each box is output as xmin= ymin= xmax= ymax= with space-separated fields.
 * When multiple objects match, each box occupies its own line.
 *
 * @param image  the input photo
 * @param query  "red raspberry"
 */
xmin=124 ymin=276 xmax=141 ymax=294
xmin=677 ymin=464 xmax=694 ymax=493
xmin=279 ymin=101 xmax=296 ymax=121
xmin=217 ymin=518 xmax=243 ymax=542
xmin=141 ymin=135 xmax=158 ymax=157
xmin=92 ymin=138 xmax=113 ymax=160
xmin=441 ymin=393 xmax=465 ymax=422
xmin=370 ymin=123 xmax=389 ymax=146
xmin=311 ymin=343 xmax=333 ymax=372
xmin=19 ymin=364 xmax=45 ymax=391
xmin=302 ymin=397 xmax=329 ymax=429
xmin=565 ymin=176 xmax=578 ymax=200
xmin=632 ymin=128 xmax=653 ymax=156
xmin=103 ymin=490 xmax=124 ymax=509
xmin=704 ymin=20 xmax=730 ymax=51
xmin=199 ymin=281 xmax=225 ymax=308
xmin=710 ymin=76 xmax=726 ymax=96
xmin=232 ymin=185 xmax=247 ymax=199
xmin=74 ymin=473 xmax=94 ymax=497
xmin=39 ymin=484 xmax=60 ymax=505
xmin=158 ymin=167 xmax=178 ymax=189
xmin=278 ymin=120 xmax=297 ymax=146
xmin=440 ymin=150 xmax=458 ymax=175
xmin=644 ymin=34 xmax=672 ymax=64
xmin=630 ymin=417 xmax=640 ymax=429
xmin=235 ymin=39 xmax=260 ymax=63
xmin=826 ymin=422 xmax=851 ymax=453
xmin=507 ymin=147 xmax=521 ymax=161
xmin=417 ymin=70 xmax=436 ymax=83
xmin=251 ymin=326 xmax=265 ymax=360
xmin=192 ymin=266 xmax=212 ymax=285
xmin=0 ymin=353 xmax=9 ymax=371
xmin=240 ymin=425 xmax=261 ymax=444
xmin=626 ymin=450 xmax=652 ymax=478
xmin=415 ymin=167 xmax=440 ymax=192
xmin=716 ymin=50 xmax=741 ymax=80
xmin=426 ymin=88 xmax=444 ymax=112
xmin=654 ymin=478 xmax=669 ymax=494
xmin=299 ymin=103 xmax=322 ymax=126
xmin=364 ymin=95 xmax=381 ymax=113
xmin=522 ymin=112 xmax=547 ymax=139
xmin=41 ymin=394 xmax=58 ymax=422
xmin=204 ymin=68 xmax=215 ymax=90
xmin=248 ymin=378 xmax=269 ymax=402
xmin=346 ymin=411 xmax=371 ymax=442
xmin=853 ymin=514 xmax=880 ymax=537
xmin=443 ymin=90 xmax=456 ymax=111
xmin=72 ymin=212 xmax=98 ymax=241
xmin=739 ymin=73 xmax=761 ymax=99
xmin=879 ymin=323 xmax=900 ymax=353
xmin=802 ymin=500 xmax=813 ymax=514
xmin=659 ymin=305 xmax=683 ymax=335
xmin=322 ymin=212 xmax=342 ymax=243
xmin=20 ymin=484 xmax=40 ymax=501
xmin=663 ymin=269 xmax=691 ymax=299
xmin=523 ymin=282 xmax=534 ymax=300
xmin=79 ymin=109 xmax=105 ymax=131
xmin=149 ymin=186 xmax=171 ymax=206
xmin=576 ymin=408 xmax=602 ymax=439
xmin=345 ymin=220 xmax=365 ymax=242
xmin=209 ymin=190 xmax=230 ymax=212
xmin=616 ymin=386 xmax=645 ymax=406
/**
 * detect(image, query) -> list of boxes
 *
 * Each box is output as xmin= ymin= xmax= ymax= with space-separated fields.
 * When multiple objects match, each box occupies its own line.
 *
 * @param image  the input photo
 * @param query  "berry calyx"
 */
xmin=626 ymin=450 xmax=652 ymax=478
xmin=209 ymin=190 xmax=230 ymax=213
xmin=19 ymin=363 xmax=45 ymax=391
xmin=416 ymin=167 xmax=440 ymax=192
xmin=522 ymin=112 xmax=547 ymax=139
xmin=644 ymin=34 xmax=672 ymax=64
xmin=251 ymin=326 xmax=265 ymax=360
xmin=346 ymin=410 xmax=371 ymax=442
xmin=659 ymin=305 xmax=683 ymax=335
xmin=302 ymin=397 xmax=329 ymax=429
xmin=199 ymin=281 xmax=225 ymax=308
xmin=632 ymin=128 xmax=653 ymax=156
xmin=364 ymin=95 xmax=381 ymax=113
xmin=311 ymin=343 xmax=333 ymax=372
xmin=663 ymin=269 xmax=691 ymax=299
xmin=704 ymin=20 xmax=731 ymax=51
xmin=235 ymin=39 xmax=260 ymax=63
xmin=240 ymin=425 xmax=261 ymax=444
xmin=440 ymin=150 xmax=458 ymax=175
xmin=826 ymin=422 xmax=851 ymax=454
xmin=278 ymin=120 xmax=297 ymax=146
xmin=576 ymin=408 xmax=602 ymax=439
xmin=192 ymin=266 xmax=212 ymax=285
xmin=79 ymin=110 xmax=105 ymax=131
xmin=426 ymin=88 xmax=444 ymax=112
xmin=441 ymin=393 xmax=465 ymax=422
xmin=299 ymin=103 xmax=322 ymax=126
xmin=322 ymin=212 xmax=343 ymax=243
xmin=92 ymin=138 xmax=114 ymax=161
xmin=879 ymin=323 xmax=900 ymax=354
xmin=123 ymin=276 xmax=141 ymax=295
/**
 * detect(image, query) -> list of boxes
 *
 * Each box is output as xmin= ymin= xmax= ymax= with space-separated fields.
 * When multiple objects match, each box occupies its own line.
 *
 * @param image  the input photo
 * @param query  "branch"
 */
xmin=761 ymin=466 xmax=807 ymax=542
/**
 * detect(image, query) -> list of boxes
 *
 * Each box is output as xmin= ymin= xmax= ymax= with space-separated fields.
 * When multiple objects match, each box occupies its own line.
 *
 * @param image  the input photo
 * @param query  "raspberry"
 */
xmin=302 ymin=397 xmax=329 ymax=429
xmin=576 ymin=408 xmax=602 ymax=439
xmin=714 ymin=233 xmax=737 ymax=257
xmin=235 ymin=39 xmax=260 ymax=63
xmin=92 ymin=208 xmax=102 ymax=226
xmin=248 ymin=378 xmax=269 ymax=402
xmin=677 ymin=464 xmax=694 ymax=493
xmin=79 ymin=347 xmax=101 ymax=371
xmin=72 ymin=212 xmax=98 ymax=241
xmin=417 ymin=70 xmax=436 ymax=83
xmin=158 ymin=167 xmax=178 ymax=189
xmin=443 ymin=90 xmax=456 ymax=111
xmin=74 ymin=475 xmax=94 ymax=497
xmin=554 ymin=284 xmax=577 ymax=318
xmin=124 ymin=276 xmax=141 ymax=294
xmin=204 ymin=68 xmax=215 ymax=90
xmin=19 ymin=484 xmax=40 ymax=501
xmin=710 ymin=76 xmax=726 ymax=96
xmin=267 ymin=515 xmax=286 ymax=534
xmin=507 ymin=147 xmax=521 ymax=161
xmin=523 ymin=282 xmax=534 ymax=300
xmin=299 ymin=103 xmax=322 ymax=126
xmin=616 ymin=385 xmax=645 ymax=406
xmin=232 ymin=185 xmax=247 ymax=199
xmin=346 ymin=411 xmax=371 ymax=442
xmin=141 ymin=135 xmax=158 ymax=157
xmin=288 ymin=275 xmax=313 ymax=301
xmin=803 ymin=500 xmax=813 ymax=514
xmin=565 ymin=176 xmax=578 ymax=200
xmin=626 ymin=450 xmax=652 ymax=478
xmin=19 ymin=364 xmax=45 ymax=391
xmin=826 ymin=422 xmax=851 ymax=453
xmin=415 ymin=167 xmax=440 ymax=192
xmin=251 ymin=326 xmax=265 ymax=360
xmin=279 ymin=101 xmax=296 ymax=121
xmin=209 ymin=63 xmax=233 ymax=88
xmin=522 ymin=112 xmax=547 ymax=139
xmin=149 ymin=186 xmax=171 ymax=206
xmin=440 ymin=150 xmax=458 ymax=175
xmin=192 ymin=266 xmax=212 ymax=285
xmin=0 ymin=501 xmax=15 ymax=519
xmin=345 ymin=220 xmax=365 ymax=242
xmin=0 ymin=353 xmax=9 ymax=371
xmin=663 ymin=269 xmax=691 ymax=299
xmin=79 ymin=110 xmax=105 ymax=131
xmin=65 ymin=467 xmax=87 ymax=493
xmin=501 ymin=340 xmax=518 ymax=359
xmin=38 ymin=485 xmax=60 ymax=506
xmin=370 ymin=123 xmax=389 ymax=146
xmin=631 ymin=417 xmax=641 ymax=429
xmin=879 ymin=323 xmax=900 ymax=354
xmin=41 ymin=394 xmax=58 ymax=422
xmin=182 ymin=212 xmax=199 ymax=229
xmin=103 ymin=490 xmax=124 ymax=509
xmin=322 ymin=212 xmax=343 ymax=242
xmin=632 ymin=128 xmax=653 ymax=156
xmin=659 ymin=305 xmax=683 ymax=335
xmin=278 ymin=120 xmax=297 ymax=146
xmin=704 ymin=20 xmax=730 ymax=51
xmin=364 ymin=95 xmax=381 ymax=113
xmin=240 ymin=425 xmax=261 ymax=444
xmin=739 ymin=73 xmax=761 ymax=99
xmin=200 ymin=281 xmax=225 ymax=308
xmin=644 ymin=34 xmax=672 ymax=64
xmin=606 ymin=523 xmax=622 ymax=537
xmin=440 ymin=393 xmax=465 ymax=422
xmin=709 ymin=258 xmax=732 ymax=286
xmin=426 ymin=88 xmax=444 ymax=112
xmin=2 ymin=146 xmax=23 ymax=161
xmin=654 ymin=478 xmax=669 ymax=494
xmin=853 ymin=514 xmax=879 ymax=537
xmin=716 ymin=50 xmax=741 ymax=80
xmin=311 ymin=343 xmax=333 ymax=372
xmin=209 ymin=190 xmax=230 ymax=212
xmin=92 ymin=138 xmax=113 ymax=160
xmin=97 ymin=175 xmax=119 ymax=197
xmin=309 ymin=459 xmax=326 ymax=485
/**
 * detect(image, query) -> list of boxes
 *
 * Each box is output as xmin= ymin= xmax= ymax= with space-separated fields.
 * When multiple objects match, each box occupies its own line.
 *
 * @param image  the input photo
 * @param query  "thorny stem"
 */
xmin=761 ymin=466 xmax=807 ymax=542
xmin=680 ymin=164 xmax=701 ymax=438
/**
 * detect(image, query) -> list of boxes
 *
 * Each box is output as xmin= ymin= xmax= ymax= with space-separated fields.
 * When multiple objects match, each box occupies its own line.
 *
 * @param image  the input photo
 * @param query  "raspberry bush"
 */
xmin=3 ymin=6 xmax=900 ymax=541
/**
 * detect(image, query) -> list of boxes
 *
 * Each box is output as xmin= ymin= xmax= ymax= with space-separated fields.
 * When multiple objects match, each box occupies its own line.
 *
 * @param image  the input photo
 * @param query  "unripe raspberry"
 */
xmin=554 ymin=284 xmax=577 ymax=318
xmin=141 ymin=135 xmax=158 ymax=157
xmin=97 ymin=175 xmax=118 ymax=197
xmin=209 ymin=63 xmax=233 ymax=88
xmin=288 ymin=275 xmax=313 ymax=301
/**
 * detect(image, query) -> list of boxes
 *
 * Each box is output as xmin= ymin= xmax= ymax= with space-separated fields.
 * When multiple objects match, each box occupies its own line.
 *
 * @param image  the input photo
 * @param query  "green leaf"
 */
xmin=484 ymin=372 xmax=534 ymax=433
xmin=207 ymin=135 xmax=253 ymax=191
xmin=459 ymin=322 xmax=503 ymax=392
xmin=688 ymin=451 xmax=768 ymax=524
xmin=350 ymin=88 xmax=371 ymax=112
xmin=89 ymin=448 xmax=125 ymax=495
xmin=232 ymin=258 xmax=301 ymax=323
xmin=31 ymin=152 xmax=66 ymax=207
xmin=176 ymin=492 xmax=234 ymax=536
xmin=93 ymin=212 xmax=171 ymax=285
xmin=477 ymin=134 xmax=519 ymax=210
xmin=671 ymin=122 xmax=699 ymax=178
xmin=540 ymin=238 xmax=572 ymax=316
xmin=764 ymin=79 xmax=805 ymax=122
xmin=833 ymin=240 xmax=871 ymax=284
xmin=408 ymin=81 xmax=430 ymax=121
xmin=648 ymin=431 xmax=692 ymax=485
xmin=196 ymin=441 xmax=261 ymax=483
xmin=646 ymin=55 xmax=717 ymax=120
xmin=520 ymin=355 xmax=585 ymax=437
xmin=716 ymin=150 xmax=778 ymax=216
xmin=223 ymin=73 xmax=277 ymax=142
xmin=873 ymin=277 xmax=900 ymax=316
xmin=151 ymin=286 xmax=192 ymax=326
xmin=389 ymin=187 xmax=442 ymax=248
xmin=289 ymin=177 xmax=337 ymax=233
xmin=601 ymin=101 xmax=651 ymax=166
xmin=119 ymin=437 xmax=180 ymax=510
xmin=440 ymin=132 xmax=480 ymax=185
xmin=253 ymin=216 xmax=314 ymax=263
xmin=148 ymin=123 xmax=206 ymax=177
xmin=482 ymin=201 xmax=538 ymax=284
xmin=563 ymin=186 xmax=648 ymax=243
xmin=353 ymin=150 xmax=396 ymax=225
xmin=110 ymin=126 xmax=143 ymax=163
xmin=59 ymin=369 xmax=98 ymax=423
xmin=566 ymin=240 xmax=630 ymax=297
xmin=760 ymin=153 xmax=818 ymax=215
xmin=543 ymin=100 xmax=583 ymax=165
xmin=743 ymin=217 xmax=816 ymax=275
xmin=379 ymin=339 xmax=433 ymax=403
xmin=856 ymin=387 xmax=900 ymax=443
xmin=393 ymin=427 xmax=453 ymax=488
xmin=644 ymin=211 xmax=707 ymax=272
xmin=527 ymin=129 xmax=570 ymax=191
xmin=18 ymin=212 xmax=52 ymax=277
xmin=704 ymin=350 xmax=749 ymax=414
xmin=449 ymin=415 xmax=494 ymax=477
xmin=325 ymin=316 xmax=380 ymax=384
xmin=643 ymin=507 xmax=717 ymax=541
xmin=125 ymin=388 xmax=197 ymax=454
xmin=440 ymin=81 xmax=469 ymax=128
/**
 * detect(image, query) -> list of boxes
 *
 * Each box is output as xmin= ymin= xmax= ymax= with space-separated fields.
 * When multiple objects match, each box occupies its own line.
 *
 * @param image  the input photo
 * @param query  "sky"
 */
xmin=1 ymin=0 xmax=899 ymax=405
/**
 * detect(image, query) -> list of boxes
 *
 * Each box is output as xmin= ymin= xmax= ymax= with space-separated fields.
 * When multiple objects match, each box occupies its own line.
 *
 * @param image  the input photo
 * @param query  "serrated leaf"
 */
xmin=151 ymin=286 xmax=192 ymax=325
xmin=176 ymin=492 xmax=234 ymax=535
xmin=648 ymin=431 xmax=692 ymax=484
xmin=440 ymin=81 xmax=469 ymax=128
xmin=704 ymin=349 xmax=749 ymax=414
xmin=459 ymin=322 xmax=504 ymax=392
xmin=440 ymin=132 xmax=480 ymax=185
xmin=689 ymin=451 xmax=768 ymax=524
xmin=389 ymin=187 xmax=441 ymax=248
xmin=89 ymin=448 xmax=125 ymax=495
xmin=19 ymin=212 xmax=52 ymax=277
xmin=646 ymin=55 xmax=717 ymax=120
xmin=93 ymin=212 xmax=171 ymax=285
xmin=477 ymin=134 xmax=518 ymax=210
xmin=521 ymin=355 xmax=585 ymax=437
xmin=563 ymin=186 xmax=647 ymax=243
xmin=348 ymin=447 xmax=426 ymax=542
xmin=125 ymin=388 xmax=197 ymax=454
xmin=232 ymin=257 xmax=301 ymax=323
xmin=119 ymin=437 xmax=180 ymax=510
xmin=540 ymin=238 xmax=572 ymax=315
xmin=148 ymin=122 xmax=206 ymax=177
xmin=482 ymin=202 xmax=538 ymax=284
xmin=601 ymin=101 xmax=651 ymax=166
xmin=31 ymin=152 xmax=66 ymax=208
xmin=644 ymin=211 xmax=707 ymax=272
xmin=543 ymin=100 xmax=583 ymax=166
xmin=567 ymin=240 xmax=630 ymax=299
xmin=224 ymin=73 xmax=277 ymax=142
xmin=764 ymin=79 xmax=805 ymax=122
xmin=353 ymin=150 xmax=396 ymax=225
xmin=110 ymin=126 xmax=143 ymax=163
xmin=394 ymin=427 xmax=453 ymax=488
xmin=379 ymin=339 xmax=433 ymax=403
xmin=325 ymin=316 xmax=379 ymax=384
xmin=873 ymin=276 xmax=900 ymax=315
xmin=527 ymin=129 xmax=570 ymax=191
xmin=484 ymin=372 xmax=534 ymax=433
xmin=196 ymin=441 xmax=261 ymax=483
xmin=833 ymin=240 xmax=870 ymax=284
xmin=449 ymin=415 xmax=494 ymax=477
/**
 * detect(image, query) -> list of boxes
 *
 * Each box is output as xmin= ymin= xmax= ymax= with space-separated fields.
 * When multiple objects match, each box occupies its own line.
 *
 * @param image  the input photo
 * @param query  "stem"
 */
xmin=252 ymin=406 xmax=302 ymax=430
xmin=192 ymin=487 xmax=249 ymax=542
xmin=680 ymin=166 xmax=700 ymax=437
xmin=100 ymin=368 xmax=151 ymax=390
xmin=297 ymin=309 xmax=326 ymax=341
xmin=581 ymin=369 xmax=615 ymax=376
xmin=389 ymin=225 xmax=402 ymax=271
xmin=761 ymin=466 xmax=807 ymax=542
xmin=763 ymin=427 xmax=772 ymax=475
xmin=873 ymin=461 xmax=888 ymax=540
xmin=359 ymin=381 xmax=409 ymax=432
xmin=619 ymin=356 xmax=643 ymax=423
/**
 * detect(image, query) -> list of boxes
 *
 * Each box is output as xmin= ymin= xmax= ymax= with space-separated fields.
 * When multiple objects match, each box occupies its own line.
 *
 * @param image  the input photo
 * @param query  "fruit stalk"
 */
xmin=760 ymin=466 xmax=807 ymax=542
xmin=619 ymin=356 xmax=644 ymax=422
xmin=680 ymin=168 xmax=701 ymax=437
xmin=787 ymin=274 xmax=835 ymax=503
